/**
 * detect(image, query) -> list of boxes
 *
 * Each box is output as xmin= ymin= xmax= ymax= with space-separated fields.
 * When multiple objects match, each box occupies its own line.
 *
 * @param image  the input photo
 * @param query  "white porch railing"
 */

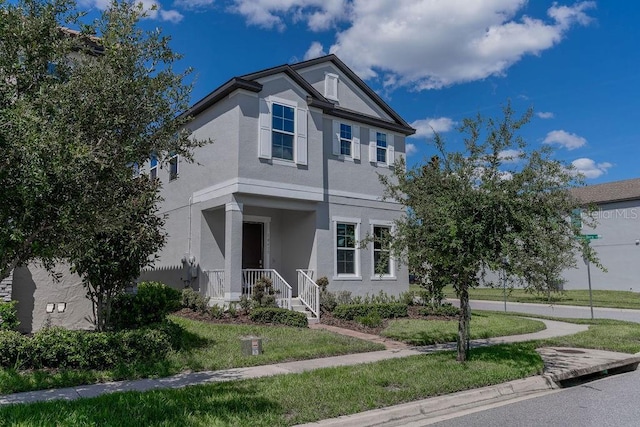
xmin=202 ymin=269 xmax=225 ymax=299
xmin=243 ymin=269 xmax=292 ymax=310
xmin=297 ymin=269 xmax=320 ymax=320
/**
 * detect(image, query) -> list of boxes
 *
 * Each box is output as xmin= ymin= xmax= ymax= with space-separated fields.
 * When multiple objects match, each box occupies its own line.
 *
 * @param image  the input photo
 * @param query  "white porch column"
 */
xmin=225 ymin=200 xmax=243 ymax=302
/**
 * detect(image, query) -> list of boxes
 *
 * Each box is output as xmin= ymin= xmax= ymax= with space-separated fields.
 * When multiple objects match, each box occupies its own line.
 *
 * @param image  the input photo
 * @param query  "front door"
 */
xmin=242 ymin=222 xmax=264 ymax=269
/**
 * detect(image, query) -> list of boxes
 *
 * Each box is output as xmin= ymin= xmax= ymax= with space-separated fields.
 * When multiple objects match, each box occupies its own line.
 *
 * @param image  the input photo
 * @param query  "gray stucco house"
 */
xmin=562 ymin=178 xmax=640 ymax=292
xmin=141 ymin=54 xmax=416 ymax=318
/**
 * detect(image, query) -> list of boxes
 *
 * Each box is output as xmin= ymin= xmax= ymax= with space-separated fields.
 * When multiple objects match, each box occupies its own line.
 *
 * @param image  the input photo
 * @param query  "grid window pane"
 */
xmin=272 ymin=131 xmax=294 ymax=161
xmin=373 ymin=226 xmax=391 ymax=275
xmin=340 ymin=123 xmax=352 ymax=156
xmin=337 ymin=223 xmax=356 ymax=275
xmin=273 ymin=104 xmax=295 ymax=133
xmin=272 ymin=103 xmax=295 ymax=161
xmin=376 ymin=132 xmax=387 ymax=163
xmin=340 ymin=139 xmax=351 ymax=156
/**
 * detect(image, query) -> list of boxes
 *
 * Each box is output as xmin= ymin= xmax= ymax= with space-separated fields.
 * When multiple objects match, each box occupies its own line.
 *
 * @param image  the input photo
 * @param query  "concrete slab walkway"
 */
xmin=0 ymin=319 xmax=640 ymax=425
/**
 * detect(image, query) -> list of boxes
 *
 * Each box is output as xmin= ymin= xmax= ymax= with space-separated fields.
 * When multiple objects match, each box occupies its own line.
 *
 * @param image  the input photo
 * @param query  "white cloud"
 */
xmin=405 ymin=143 xmax=418 ymax=156
xmin=571 ymin=158 xmax=612 ymax=179
xmin=498 ymin=149 xmax=523 ymax=163
xmin=410 ymin=117 xmax=455 ymax=139
xmin=230 ymin=0 xmax=349 ymax=32
xmin=174 ymin=0 xmax=215 ymax=9
xmin=543 ymin=129 xmax=587 ymax=150
xmin=230 ymin=1 xmax=595 ymax=90
xmin=78 ymin=0 xmax=183 ymax=22
xmin=536 ymin=111 xmax=554 ymax=119
xmin=304 ymin=41 xmax=327 ymax=60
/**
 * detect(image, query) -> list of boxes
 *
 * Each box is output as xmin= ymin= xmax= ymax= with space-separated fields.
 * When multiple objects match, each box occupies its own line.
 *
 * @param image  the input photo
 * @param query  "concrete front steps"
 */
xmin=291 ymin=297 xmax=319 ymax=324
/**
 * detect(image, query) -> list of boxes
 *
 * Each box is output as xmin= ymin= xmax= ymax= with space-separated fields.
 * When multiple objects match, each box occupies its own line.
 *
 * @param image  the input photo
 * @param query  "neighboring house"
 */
xmin=140 ymin=54 xmax=416 ymax=318
xmin=562 ymin=178 xmax=640 ymax=292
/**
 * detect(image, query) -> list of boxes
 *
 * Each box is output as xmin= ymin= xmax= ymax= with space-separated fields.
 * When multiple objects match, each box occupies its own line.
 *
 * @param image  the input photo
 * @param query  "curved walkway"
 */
xmin=0 ymin=318 xmax=588 ymax=406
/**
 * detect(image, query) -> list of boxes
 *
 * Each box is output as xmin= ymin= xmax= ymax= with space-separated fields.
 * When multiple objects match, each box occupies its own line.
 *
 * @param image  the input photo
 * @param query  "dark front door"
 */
xmin=242 ymin=222 xmax=264 ymax=269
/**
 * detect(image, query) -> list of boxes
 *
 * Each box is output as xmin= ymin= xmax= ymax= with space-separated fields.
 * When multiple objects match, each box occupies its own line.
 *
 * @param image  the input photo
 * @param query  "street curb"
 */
xmin=297 ymin=376 xmax=557 ymax=427
xmin=544 ymin=356 xmax=640 ymax=382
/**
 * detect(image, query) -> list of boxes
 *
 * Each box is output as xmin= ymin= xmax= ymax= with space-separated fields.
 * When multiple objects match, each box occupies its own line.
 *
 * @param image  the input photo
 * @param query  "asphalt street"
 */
xmin=447 ymin=299 xmax=640 ymax=323
xmin=429 ymin=369 xmax=640 ymax=427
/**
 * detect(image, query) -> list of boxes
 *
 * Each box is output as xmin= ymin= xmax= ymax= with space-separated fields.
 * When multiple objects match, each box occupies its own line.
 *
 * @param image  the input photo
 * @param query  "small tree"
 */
xmin=381 ymin=103 xmax=597 ymax=361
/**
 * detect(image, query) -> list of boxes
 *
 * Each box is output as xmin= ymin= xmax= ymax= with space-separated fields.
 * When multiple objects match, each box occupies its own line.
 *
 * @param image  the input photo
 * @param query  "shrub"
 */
xmin=355 ymin=312 xmax=383 ymax=328
xmin=332 ymin=303 xmax=408 ymax=321
xmin=118 ymin=327 xmax=172 ymax=363
xmin=111 ymin=282 xmax=181 ymax=330
xmin=316 ymin=276 xmax=329 ymax=291
xmin=251 ymin=276 xmax=278 ymax=308
xmin=0 ymin=301 xmax=19 ymax=331
xmin=181 ymin=287 xmax=210 ymax=313
xmin=334 ymin=290 xmax=353 ymax=305
xmin=249 ymin=308 xmax=308 ymax=328
xmin=419 ymin=303 xmax=460 ymax=317
xmin=239 ymin=295 xmax=251 ymax=313
xmin=320 ymin=289 xmax=337 ymax=314
xmin=227 ymin=303 xmax=238 ymax=318
xmin=0 ymin=330 xmax=28 ymax=368
xmin=399 ymin=291 xmax=417 ymax=306
xmin=210 ymin=304 xmax=224 ymax=319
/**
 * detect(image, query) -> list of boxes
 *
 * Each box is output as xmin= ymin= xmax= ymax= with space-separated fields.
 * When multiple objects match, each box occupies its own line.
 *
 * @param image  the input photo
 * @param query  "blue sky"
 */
xmin=80 ymin=0 xmax=639 ymax=183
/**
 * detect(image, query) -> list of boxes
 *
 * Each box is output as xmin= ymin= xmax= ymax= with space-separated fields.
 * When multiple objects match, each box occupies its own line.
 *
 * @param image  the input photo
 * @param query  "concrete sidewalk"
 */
xmin=1 ymin=316 xmax=639 ymax=427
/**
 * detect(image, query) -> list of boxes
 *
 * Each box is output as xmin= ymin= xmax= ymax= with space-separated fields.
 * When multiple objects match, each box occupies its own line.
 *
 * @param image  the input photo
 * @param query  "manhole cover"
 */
xmin=555 ymin=349 xmax=585 ymax=354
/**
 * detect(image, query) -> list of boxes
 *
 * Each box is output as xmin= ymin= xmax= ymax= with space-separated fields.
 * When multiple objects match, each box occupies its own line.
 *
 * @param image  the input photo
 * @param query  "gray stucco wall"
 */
xmin=12 ymin=264 xmax=94 ymax=333
xmin=562 ymin=200 xmax=640 ymax=292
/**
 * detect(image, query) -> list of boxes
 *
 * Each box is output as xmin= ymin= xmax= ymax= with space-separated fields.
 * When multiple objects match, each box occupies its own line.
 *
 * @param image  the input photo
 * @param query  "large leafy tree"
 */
xmin=0 ymin=0 xmax=202 ymax=325
xmin=381 ymin=104 xmax=596 ymax=361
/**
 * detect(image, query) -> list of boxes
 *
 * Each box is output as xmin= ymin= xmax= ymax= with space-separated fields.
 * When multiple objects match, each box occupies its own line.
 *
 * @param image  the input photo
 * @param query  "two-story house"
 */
xmin=141 ymin=54 xmax=415 ymax=319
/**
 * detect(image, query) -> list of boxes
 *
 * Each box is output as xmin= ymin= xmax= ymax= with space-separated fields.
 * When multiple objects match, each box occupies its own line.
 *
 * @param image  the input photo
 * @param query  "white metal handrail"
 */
xmin=242 ymin=269 xmax=292 ymax=310
xmin=297 ymin=269 xmax=320 ymax=320
xmin=202 ymin=269 xmax=225 ymax=299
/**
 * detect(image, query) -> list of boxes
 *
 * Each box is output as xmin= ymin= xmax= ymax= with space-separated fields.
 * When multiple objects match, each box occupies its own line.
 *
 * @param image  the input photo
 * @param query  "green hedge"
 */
xmin=249 ymin=308 xmax=308 ymax=328
xmin=0 ymin=322 xmax=181 ymax=370
xmin=332 ymin=303 xmax=408 ymax=320
xmin=111 ymin=281 xmax=181 ymax=330
xmin=419 ymin=304 xmax=460 ymax=317
xmin=0 ymin=301 xmax=19 ymax=331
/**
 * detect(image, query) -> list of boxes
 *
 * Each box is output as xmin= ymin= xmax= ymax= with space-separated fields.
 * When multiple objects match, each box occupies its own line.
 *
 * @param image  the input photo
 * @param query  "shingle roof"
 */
xmin=571 ymin=178 xmax=640 ymax=204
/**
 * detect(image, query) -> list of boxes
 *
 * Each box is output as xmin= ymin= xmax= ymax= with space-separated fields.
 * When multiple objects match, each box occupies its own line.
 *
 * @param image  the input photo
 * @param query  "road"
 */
xmin=429 ymin=369 xmax=640 ymax=427
xmin=446 ymin=299 xmax=640 ymax=323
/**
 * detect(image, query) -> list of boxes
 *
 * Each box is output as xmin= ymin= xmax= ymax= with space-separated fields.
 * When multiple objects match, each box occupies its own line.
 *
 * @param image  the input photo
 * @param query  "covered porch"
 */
xmin=197 ymin=195 xmax=321 ymax=319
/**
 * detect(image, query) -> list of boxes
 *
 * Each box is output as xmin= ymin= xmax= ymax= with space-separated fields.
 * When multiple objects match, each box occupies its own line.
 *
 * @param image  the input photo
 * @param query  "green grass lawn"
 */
xmin=413 ymin=284 xmax=640 ymax=310
xmin=0 ymin=343 xmax=544 ymax=426
xmin=0 ymin=316 xmax=383 ymax=395
xmin=381 ymin=312 xmax=545 ymax=345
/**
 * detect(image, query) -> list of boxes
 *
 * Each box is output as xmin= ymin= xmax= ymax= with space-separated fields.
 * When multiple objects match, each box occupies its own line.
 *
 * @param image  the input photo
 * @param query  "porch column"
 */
xmin=225 ymin=200 xmax=243 ymax=302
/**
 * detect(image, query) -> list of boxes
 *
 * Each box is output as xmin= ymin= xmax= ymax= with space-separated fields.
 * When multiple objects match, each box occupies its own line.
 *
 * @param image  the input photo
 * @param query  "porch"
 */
xmin=201 ymin=268 xmax=320 ymax=321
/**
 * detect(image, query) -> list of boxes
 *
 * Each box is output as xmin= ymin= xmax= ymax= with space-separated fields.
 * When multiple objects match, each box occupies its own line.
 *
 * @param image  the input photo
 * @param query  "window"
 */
xmin=376 ymin=132 xmax=387 ymax=163
xmin=271 ymin=103 xmax=295 ymax=161
xmin=129 ymin=162 xmax=140 ymax=178
xmin=149 ymin=155 xmax=158 ymax=180
xmin=340 ymin=124 xmax=352 ymax=156
xmin=336 ymin=223 xmax=356 ymax=275
xmin=373 ymin=225 xmax=391 ymax=276
xmin=369 ymin=130 xmax=395 ymax=166
xmin=169 ymin=153 xmax=178 ymax=181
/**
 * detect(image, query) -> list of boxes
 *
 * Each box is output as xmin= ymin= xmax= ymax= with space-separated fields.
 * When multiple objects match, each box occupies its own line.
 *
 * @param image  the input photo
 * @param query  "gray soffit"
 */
xmin=571 ymin=177 xmax=640 ymax=204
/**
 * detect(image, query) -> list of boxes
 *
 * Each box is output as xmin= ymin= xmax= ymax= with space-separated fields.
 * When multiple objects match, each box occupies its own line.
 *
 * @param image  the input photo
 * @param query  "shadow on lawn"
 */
xmin=469 ymin=343 xmax=543 ymax=371
xmin=0 ymin=381 xmax=283 ymax=426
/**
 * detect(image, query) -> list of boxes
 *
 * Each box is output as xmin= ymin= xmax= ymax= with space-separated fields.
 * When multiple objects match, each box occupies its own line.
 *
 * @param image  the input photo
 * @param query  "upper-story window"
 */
xmin=369 ymin=129 xmax=395 ymax=167
xmin=332 ymin=120 xmax=360 ymax=160
xmin=169 ymin=153 xmax=179 ymax=181
xmin=376 ymin=132 xmax=387 ymax=163
xmin=340 ymin=124 xmax=352 ymax=156
xmin=271 ymin=103 xmax=295 ymax=161
xmin=149 ymin=155 xmax=158 ymax=180
xmin=259 ymin=96 xmax=308 ymax=166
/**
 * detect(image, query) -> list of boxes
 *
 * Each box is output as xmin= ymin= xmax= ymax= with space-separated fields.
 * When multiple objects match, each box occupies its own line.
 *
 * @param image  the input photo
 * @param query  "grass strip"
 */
xmin=381 ymin=312 xmax=545 ymax=345
xmin=0 ymin=344 xmax=543 ymax=426
xmin=0 ymin=316 xmax=383 ymax=395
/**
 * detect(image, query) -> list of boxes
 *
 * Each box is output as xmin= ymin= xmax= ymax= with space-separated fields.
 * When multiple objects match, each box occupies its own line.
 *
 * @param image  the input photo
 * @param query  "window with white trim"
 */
xmin=336 ymin=222 xmax=357 ymax=275
xmin=332 ymin=121 xmax=360 ymax=160
xmin=169 ymin=153 xmax=178 ymax=181
xmin=369 ymin=129 xmax=395 ymax=167
xmin=373 ymin=225 xmax=392 ymax=276
xmin=149 ymin=155 xmax=158 ymax=180
xmin=258 ymin=97 xmax=308 ymax=165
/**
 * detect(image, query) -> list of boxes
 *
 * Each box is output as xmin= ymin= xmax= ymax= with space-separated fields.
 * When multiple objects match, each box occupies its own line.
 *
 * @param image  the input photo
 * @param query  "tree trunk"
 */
xmin=457 ymin=286 xmax=471 ymax=362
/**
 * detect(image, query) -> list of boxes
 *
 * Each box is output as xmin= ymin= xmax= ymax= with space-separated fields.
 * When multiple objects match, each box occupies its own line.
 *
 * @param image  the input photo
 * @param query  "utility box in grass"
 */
xmin=241 ymin=336 xmax=263 ymax=356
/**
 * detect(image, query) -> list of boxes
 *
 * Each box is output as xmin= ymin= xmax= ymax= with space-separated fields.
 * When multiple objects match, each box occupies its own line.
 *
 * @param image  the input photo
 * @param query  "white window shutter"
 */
xmin=352 ymin=125 xmax=360 ymax=160
xmin=259 ymin=99 xmax=272 ymax=159
xmin=369 ymin=130 xmax=376 ymax=163
xmin=332 ymin=120 xmax=340 ymax=155
xmin=387 ymin=134 xmax=395 ymax=167
xmin=296 ymin=108 xmax=308 ymax=165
